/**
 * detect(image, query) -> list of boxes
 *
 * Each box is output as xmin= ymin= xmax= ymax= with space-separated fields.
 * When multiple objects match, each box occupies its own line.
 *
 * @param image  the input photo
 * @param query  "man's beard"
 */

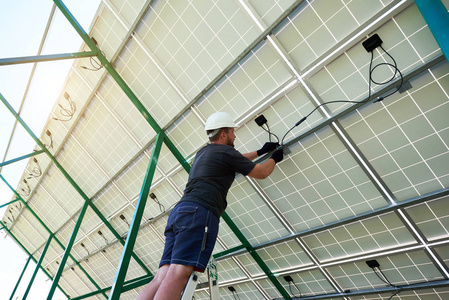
xmin=226 ymin=135 xmax=234 ymax=147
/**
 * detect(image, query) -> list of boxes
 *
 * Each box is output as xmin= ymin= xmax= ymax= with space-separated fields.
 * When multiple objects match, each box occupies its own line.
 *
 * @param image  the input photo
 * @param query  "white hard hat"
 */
xmin=205 ymin=112 xmax=236 ymax=131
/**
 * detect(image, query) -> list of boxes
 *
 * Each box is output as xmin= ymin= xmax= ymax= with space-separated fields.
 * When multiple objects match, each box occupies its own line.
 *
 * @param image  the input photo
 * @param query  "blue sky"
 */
xmin=0 ymin=0 xmax=100 ymax=298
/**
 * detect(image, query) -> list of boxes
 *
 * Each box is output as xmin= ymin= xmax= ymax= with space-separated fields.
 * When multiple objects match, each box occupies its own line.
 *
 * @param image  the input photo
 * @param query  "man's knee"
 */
xmin=149 ymin=264 xmax=169 ymax=286
xmin=167 ymin=264 xmax=195 ymax=281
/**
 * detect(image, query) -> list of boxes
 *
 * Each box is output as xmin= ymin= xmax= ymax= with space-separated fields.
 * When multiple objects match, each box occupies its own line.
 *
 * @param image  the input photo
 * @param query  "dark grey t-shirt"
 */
xmin=179 ymin=143 xmax=256 ymax=218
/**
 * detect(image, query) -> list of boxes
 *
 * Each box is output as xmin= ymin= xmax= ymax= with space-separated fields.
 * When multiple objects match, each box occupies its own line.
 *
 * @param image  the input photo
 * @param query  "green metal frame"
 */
xmin=0 ymin=173 xmax=108 ymax=299
xmin=9 ymin=255 xmax=32 ymax=300
xmin=109 ymin=132 xmax=164 ymax=299
xmin=0 ymin=91 xmax=153 ymax=298
xmin=70 ymin=275 xmax=154 ymax=300
xmin=0 ymin=220 xmax=70 ymax=299
xmin=23 ymin=234 xmax=53 ymax=299
xmin=51 ymin=0 xmax=292 ymax=298
xmin=414 ymin=0 xmax=449 ymax=62
xmin=2 ymin=0 xmax=446 ymax=298
xmin=0 ymin=198 xmax=20 ymax=209
xmin=0 ymin=149 xmax=45 ymax=168
xmin=0 ymin=51 xmax=97 ymax=66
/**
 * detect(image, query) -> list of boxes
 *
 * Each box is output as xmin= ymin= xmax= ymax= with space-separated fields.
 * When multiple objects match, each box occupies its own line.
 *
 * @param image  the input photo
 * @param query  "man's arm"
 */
xmin=247 ymin=158 xmax=276 ymax=179
xmin=247 ymin=149 xmax=283 ymax=179
xmin=242 ymin=151 xmax=258 ymax=160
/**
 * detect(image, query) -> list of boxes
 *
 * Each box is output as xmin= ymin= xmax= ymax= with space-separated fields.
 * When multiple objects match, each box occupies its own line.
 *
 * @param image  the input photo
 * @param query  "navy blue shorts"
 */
xmin=159 ymin=201 xmax=219 ymax=272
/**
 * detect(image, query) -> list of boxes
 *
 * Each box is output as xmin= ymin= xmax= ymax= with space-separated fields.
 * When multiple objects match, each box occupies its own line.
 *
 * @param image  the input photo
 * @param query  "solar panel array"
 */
xmin=2 ymin=0 xmax=449 ymax=299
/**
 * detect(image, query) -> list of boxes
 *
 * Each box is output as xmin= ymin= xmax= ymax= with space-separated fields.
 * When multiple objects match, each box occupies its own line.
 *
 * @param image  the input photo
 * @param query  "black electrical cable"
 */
xmin=287 ymin=281 xmax=302 ymax=298
xmin=19 ymin=179 xmax=31 ymax=197
xmin=231 ymin=290 xmax=241 ymax=300
xmin=81 ymin=51 xmax=106 ymax=71
xmin=261 ymin=123 xmax=280 ymax=143
xmin=150 ymin=195 xmax=166 ymax=213
xmin=373 ymin=268 xmax=390 ymax=286
xmin=373 ymin=266 xmax=403 ymax=299
xmin=388 ymin=288 xmax=403 ymax=300
xmin=44 ymin=131 xmax=54 ymax=149
xmin=27 ymin=159 xmax=42 ymax=179
xmin=148 ymin=202 xmax=177 ymax=221
xmin=263 ymin=45 xmax=404 ymax=147
xmin=53 ymin=96 xmax=77 ymax=121
xmin=27 ymin=166 xmax=42 ymax=179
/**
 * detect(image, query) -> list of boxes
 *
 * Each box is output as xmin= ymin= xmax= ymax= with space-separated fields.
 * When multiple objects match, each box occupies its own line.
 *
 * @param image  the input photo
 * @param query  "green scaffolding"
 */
xmin=1 ymin=0 xmax=449 ymax=299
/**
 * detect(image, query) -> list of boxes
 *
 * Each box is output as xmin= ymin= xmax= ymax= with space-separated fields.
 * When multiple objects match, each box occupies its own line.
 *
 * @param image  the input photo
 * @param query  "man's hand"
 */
xmin=270 ymin=149 xmax=284 ymax=163
xmin=248 ymin=147 xmax=284 ymax=179
xmin=257 ymin=142 xmax=279 ymax=156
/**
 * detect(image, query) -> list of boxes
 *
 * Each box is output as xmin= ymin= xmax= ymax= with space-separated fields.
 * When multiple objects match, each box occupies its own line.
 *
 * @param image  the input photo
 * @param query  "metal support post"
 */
xmin=9 ymin=255 xmax=32 ymax=300
xmin=23 ymin=234 xmax=53 ymax=299
xmin=0 ymin=173 xmax=107 ymax=299
xmin=0 ymin=221 xmax=70 ymax=299
xmin=0 ymin=198 xmax=20 ymax=209
xmin=52 ymin=0 xmax=163 ymax=134
xmin=414 ymin=0 xmax=449 ymax=62
xmin=47 ymin=201 xmax=90 ymax=299
xmin=52 ymin=1 xmax=297 ymax=298
xmin=0 ymin=51 xmax=98 ymax=66
xmin=0 ymin=92 xmax=125 ymax=299
xmin=0 ymin=90 xmax=151 ymax=291
xmin=109 ymin=132 xmax=164 ymax=299
xmin=70 ymin=275 xmax=154 ymax=300
xmin=0 ymin=149 xmax=45 ymax=168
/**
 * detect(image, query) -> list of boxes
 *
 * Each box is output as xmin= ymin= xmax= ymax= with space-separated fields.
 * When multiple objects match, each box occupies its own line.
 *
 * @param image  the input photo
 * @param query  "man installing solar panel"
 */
xmin=137 ymin=111 xmax=284 ymax=300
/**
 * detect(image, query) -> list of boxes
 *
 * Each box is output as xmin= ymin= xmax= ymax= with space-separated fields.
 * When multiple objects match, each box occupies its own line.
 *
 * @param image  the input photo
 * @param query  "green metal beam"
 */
xmin=414 ymin=0 xmax=449 ymax=62
xmin=87 ymin=198 xmax=153 ymax=275
xmin=0 ymin=173 xmax=108 ymax=299
xmin=109 ymin=132 xmax=164 ymax=299
xmin=221 ymin=213 xmax=292 ymax=300
xmin=0 ymin=92 xmax=121 ymax=298
xmin=0 ymin=220 xmax=70 ymax=299
xmin=0 ymin=89 xmax=151 ymax=277
xmin=51 ymin=0 xmax=291 ymax=298
xmin=0 ymin=149 xmax=45 ymax=168
xmin=71 ymin=275 xmax=154 ymax=300
xmin=47 ymin=201 xmax=96 ymax=299
xmin=52 ymin=0 xmax=162 ymax=134
xmin=0 ymin=198 xmax=20 ymax=209
xmin=9 ymin=255 xmax=32 ymax=300
xmin=162 ymin=136 xmax=191 ymax=173
xmin=23 ymin=234 xmax=53 ymax=299
xmin=213 ymin=245 xmax=246 ymax=259
xmin=0 ymin=51 xmax=98 ymax=66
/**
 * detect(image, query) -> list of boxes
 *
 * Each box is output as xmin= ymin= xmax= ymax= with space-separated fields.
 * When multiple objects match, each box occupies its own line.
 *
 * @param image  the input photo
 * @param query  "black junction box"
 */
xmin=362 ymin=34 xmax=383 ymax=52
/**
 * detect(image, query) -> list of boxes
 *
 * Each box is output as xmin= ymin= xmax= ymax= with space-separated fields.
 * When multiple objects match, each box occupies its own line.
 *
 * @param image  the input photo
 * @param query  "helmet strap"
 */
xmin=208 ymin=129 xmax=220 ymax=138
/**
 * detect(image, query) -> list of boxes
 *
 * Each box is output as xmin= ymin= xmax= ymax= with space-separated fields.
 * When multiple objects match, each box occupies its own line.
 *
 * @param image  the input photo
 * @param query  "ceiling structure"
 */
xmin=1 ymin=0 xmax=449 ymax=299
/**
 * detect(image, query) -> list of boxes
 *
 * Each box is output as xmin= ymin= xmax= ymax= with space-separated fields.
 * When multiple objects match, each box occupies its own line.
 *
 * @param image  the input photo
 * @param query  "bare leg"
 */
xmin=154 ymin=264 xmax=195 ymax=300
xmin=137 ymin=265 xmax=170 ymax=300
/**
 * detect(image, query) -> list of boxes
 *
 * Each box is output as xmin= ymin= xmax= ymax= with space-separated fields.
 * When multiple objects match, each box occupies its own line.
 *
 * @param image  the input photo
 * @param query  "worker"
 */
xmin=137 ymin=112 xmax=284 ymax=300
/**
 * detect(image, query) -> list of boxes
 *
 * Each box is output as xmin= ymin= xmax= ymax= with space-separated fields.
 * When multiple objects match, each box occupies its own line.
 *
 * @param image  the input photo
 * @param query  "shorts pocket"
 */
xmin=174 ymin=206 xmax=198 ymax=229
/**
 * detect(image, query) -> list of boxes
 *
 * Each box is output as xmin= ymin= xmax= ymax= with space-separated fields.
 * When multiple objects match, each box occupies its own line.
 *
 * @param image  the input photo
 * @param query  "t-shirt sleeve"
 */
xmin=224 ymin=148 xmax=256 ymax=176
